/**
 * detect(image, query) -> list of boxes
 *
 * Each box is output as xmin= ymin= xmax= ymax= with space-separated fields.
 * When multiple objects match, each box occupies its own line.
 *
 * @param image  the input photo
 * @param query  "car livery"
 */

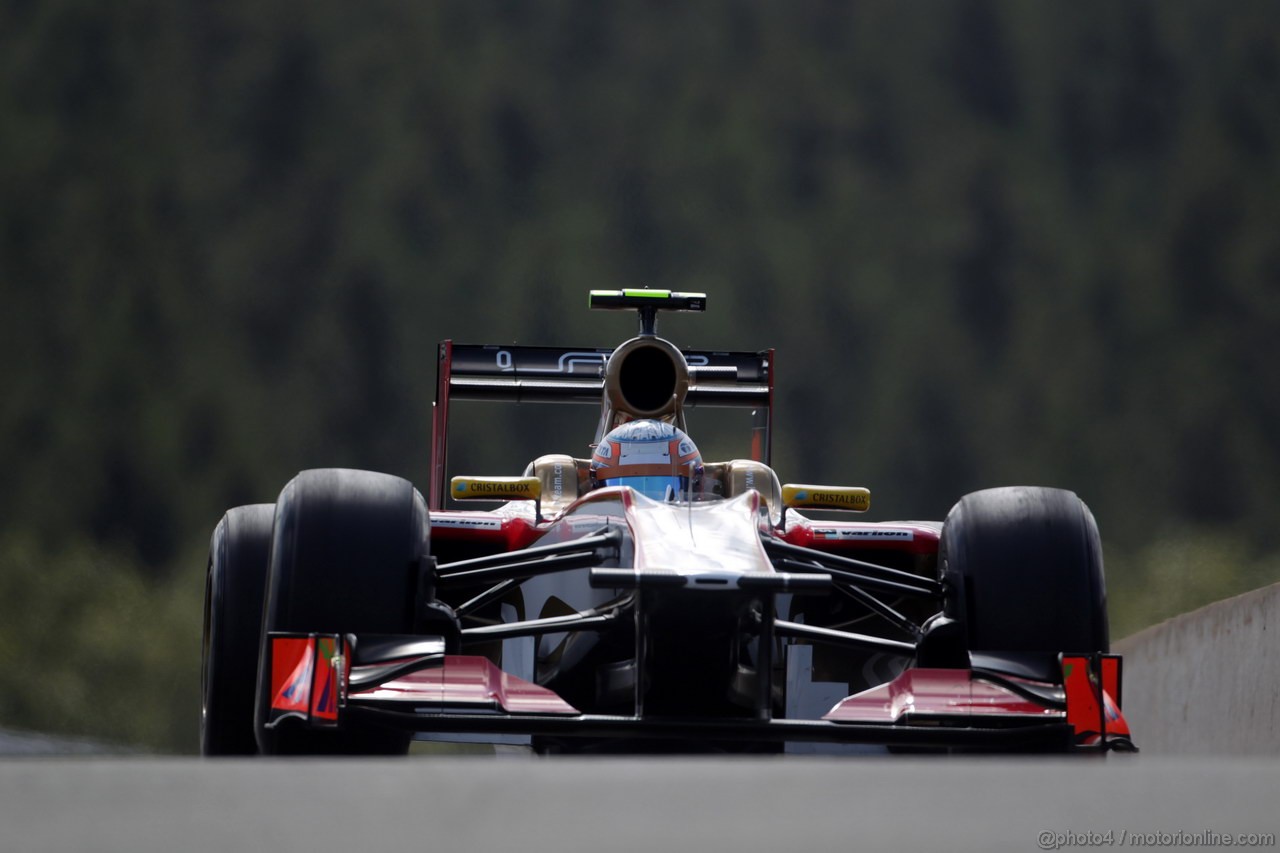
xmin=201 ymin=290 xmax=1135 ymax=755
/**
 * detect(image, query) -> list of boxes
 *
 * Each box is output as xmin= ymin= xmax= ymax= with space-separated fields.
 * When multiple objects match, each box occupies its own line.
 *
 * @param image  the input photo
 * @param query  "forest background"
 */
xmin=2 ymin=0 xmax=1279 ymax=751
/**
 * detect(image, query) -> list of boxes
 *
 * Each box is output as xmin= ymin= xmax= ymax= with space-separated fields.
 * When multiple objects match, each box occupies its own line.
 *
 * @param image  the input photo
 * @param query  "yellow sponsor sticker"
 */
xmin=450 ymin=476 xmax=542 ymax=501
xmin=781 ymin=484 xmax=871 ymax=512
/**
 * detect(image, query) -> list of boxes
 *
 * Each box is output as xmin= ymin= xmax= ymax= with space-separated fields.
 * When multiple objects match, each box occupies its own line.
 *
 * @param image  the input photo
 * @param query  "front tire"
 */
xmin=255 ymin=468 xmax=428 ymax=755
xmin=940 ymin=486 xmax=1108 ymax=674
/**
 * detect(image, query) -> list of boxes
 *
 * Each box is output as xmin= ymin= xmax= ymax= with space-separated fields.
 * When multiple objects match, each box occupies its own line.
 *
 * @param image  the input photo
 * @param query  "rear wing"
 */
xmin=430 ymin=342 xmax=775 ymax=509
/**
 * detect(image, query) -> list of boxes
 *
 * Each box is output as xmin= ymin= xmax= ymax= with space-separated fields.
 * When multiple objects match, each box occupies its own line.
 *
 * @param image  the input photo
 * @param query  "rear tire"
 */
xmin=202 ymin=504 xmax=274 ymax=756
xmin=255 ymin=468 xmax=428 ymax=755
xmin=940 ymin=486 xmax=1108 ymax=674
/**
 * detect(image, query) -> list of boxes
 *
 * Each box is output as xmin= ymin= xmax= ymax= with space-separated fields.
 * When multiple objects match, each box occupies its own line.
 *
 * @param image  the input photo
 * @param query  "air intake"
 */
xmin=604 ymin=337 xmax=690 ymax=420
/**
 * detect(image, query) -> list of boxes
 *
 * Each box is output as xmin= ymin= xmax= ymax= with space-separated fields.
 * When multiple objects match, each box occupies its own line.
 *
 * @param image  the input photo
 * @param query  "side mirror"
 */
xmin=780 ymin=484 xmax=871 ymax=526
xmin=450 ymin=476 xmax=543 ymax=522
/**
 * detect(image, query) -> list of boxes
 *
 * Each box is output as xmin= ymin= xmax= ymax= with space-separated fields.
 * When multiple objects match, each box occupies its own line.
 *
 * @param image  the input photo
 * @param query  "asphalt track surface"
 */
xmin=3 ymin=756 xmax=1278 ymax=853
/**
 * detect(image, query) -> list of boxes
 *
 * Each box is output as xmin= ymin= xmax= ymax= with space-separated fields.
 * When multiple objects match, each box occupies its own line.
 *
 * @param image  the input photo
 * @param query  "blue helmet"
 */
xmin=590 ymin=420 xmax=702 ymax=501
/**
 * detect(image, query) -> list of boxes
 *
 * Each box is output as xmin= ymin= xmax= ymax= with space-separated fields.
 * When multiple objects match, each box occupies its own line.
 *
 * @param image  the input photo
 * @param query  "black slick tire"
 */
xmin=254 ymin=468 xmax=427 ymax=755
xmin=940 ymin=486 xmax=1108 ymax=673
xmin=202 ymin=503 xmax=275 ymax=756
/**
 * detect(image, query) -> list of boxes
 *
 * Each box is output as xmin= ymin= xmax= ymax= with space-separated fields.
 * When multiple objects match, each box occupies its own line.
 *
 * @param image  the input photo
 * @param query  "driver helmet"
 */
xmin=590 ymin=419 xmax=702 ymax=501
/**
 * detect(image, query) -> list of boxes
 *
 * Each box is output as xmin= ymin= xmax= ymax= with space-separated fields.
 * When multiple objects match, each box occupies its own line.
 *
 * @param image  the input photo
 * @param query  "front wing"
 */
xmin=264 ymin=633 xmax=1135 ymax=753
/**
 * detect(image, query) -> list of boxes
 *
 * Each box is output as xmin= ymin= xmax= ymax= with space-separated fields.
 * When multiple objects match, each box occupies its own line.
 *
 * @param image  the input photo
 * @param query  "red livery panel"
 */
xmin=350 ymin=655 xmax=579 ymax=716
xmin=823 ymin=668 xmax=1059 ymax=724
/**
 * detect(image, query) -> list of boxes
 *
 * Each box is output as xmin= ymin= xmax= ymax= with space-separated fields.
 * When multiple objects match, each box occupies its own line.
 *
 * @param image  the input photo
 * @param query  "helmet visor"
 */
xmin=602 ymin=475 xmax=686 ymax=501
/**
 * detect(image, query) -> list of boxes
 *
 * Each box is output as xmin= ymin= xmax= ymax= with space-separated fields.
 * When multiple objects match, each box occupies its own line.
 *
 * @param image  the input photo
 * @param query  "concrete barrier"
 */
xmin=1115 ymin=581 xmax=1280 ymax=755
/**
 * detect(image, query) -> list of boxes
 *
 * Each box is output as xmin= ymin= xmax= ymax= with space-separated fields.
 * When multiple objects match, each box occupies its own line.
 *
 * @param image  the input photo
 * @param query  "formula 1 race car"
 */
xmin=201 ymin=290 xmax=1135 ymax=755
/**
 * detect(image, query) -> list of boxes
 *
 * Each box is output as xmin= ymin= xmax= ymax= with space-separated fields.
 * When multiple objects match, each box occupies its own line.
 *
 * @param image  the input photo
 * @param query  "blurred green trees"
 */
xmin=0 ymin=533 xmax=199 ymax=750
xmin=2 ymin=0 xmax=1278 ymax=750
